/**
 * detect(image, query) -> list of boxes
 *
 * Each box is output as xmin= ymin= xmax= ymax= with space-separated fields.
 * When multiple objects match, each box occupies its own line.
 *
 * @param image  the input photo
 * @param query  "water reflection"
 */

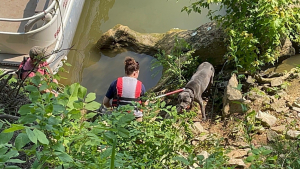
xmin=61 ymin=0 xmax=223 ymax=102
xmin=81 ymin=51 xmax=162 ymax=102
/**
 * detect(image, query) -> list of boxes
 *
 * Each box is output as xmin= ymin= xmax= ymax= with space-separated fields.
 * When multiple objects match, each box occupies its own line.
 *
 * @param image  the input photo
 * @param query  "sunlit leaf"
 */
xmin=85 ymin=93 xmax=96 ymax=102
xmin=0 ymin=131 xmax=14 ymax=144
xmin=26 ymin=128 xmax=37 ymax=144
xmin=15 ymin=133 xmax=30 ymax=150
xmin=85 ymin=101 xmax=101 ymax=111
xmin=33 ymin=129 xmax=49 ymax=145
xmin=3 ymin=124 xmax=25 ymax=133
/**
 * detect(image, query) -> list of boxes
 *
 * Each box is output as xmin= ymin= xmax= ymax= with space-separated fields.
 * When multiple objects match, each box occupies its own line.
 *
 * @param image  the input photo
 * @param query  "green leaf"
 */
xmin=0 ymin=131 xmax=14 ymax=144
xmin=3 ymin=166 xmax=21 ymax=169
xmin=33 ymin=129 xmax=49 ymax=145
xmin=7 ymin=159 xmax=25 ymax=163
xmin=29 ymin=91 xmax=40 ymax=102
xmin=0 ymin=147 xmax=8 ymax=155
xmin=38 ymin=83 xmax=48 ymax=91
xmin=26 ymin=128 xmax=37 ymax=144
xmin=104 ymin=131 xmax=116 ymax=144
xmin=173 ymin=156 xmax=189 ymax=165
xmin=45 ymin=104 xmax=53 ymax=113
xmin=117 ymin=127 xmax=130 ymax=138
xmin=48 ymin=117 xmax=59 ymax=126
xmin=85 ymin=113 xmax=97 ymax=119
xmin=85 ymin=101 xmax=101 ymax=111
xmin=18 ymin=104 xmax=32 ymax=115
xmin=15 ymin=133 xmax=30 ymax=150
xmin=55 ymin=152 xmax=73 ymax=163
xmin=100 ymin=147 xmax=112 ymax=158
xmin=53 ymin=143 xmax=65 ymax=152
xmin=0 ymin=122 xmax=3 ymax=129
xmin=73 ymin=100 xmax=83 ymax=109
xmin=53 ymin=104 xmax=65 ymax=113
xmin=117 ymin=113 xmax=135 ymax=126
xmin=78 ymin=85 xmax=87 ymax=99
xmin=85 ymin=93 xmax=96 ymax=102
xmin=24 ymin=85 xmax=38 ymax=92
xmin=3 ymin=124 xmax=25 ymax=133
xmin=19 ymin=114 xmax=37 ymax=124
xmin=31 ymin=76 xmax=41 ymax=86
xmin=262 ymin=149 xmax=273 ymax=155
xmin=246 ymin=155 xmax=255 ymax=162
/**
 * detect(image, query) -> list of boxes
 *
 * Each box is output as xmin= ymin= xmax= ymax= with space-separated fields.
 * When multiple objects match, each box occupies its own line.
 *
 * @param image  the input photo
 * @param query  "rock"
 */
xmin=223 ymin=74 xmax=244 ymax=117
xmin=246 ymin=75 xmax=255 ymax=84
xmin=227 ymin=149 xmax=248 ymax=159
xmin=255 ymin=111 xmax=277 ymax=127
xmin=228 ymin=158 xmax=246 ymax=168
xmin=270 ymin=99 xmax=287 ymax=113
xmin=271 ymin=125 xmax=286 ymax=134
xmin=298 ymin=113 xmax=300 ymax=118
xmin=267 ymin=130 xmax=279 ymax=142
xmin=286 ymin=130 xmax=300 ymax=139
xmin=293 ymin=106 xmax=300 ymax=112
xmin=198 ymin=151 xmax=210 ymax=160
xmin=231 ymin=141 xmax=250 ymax=149
xmin=191 ymin=122 xmax=209 ymax=134
xmin=270 ymin=77 xmax=283 ymax=87
xmin=278 ymin=37 xmax=295 ymax=58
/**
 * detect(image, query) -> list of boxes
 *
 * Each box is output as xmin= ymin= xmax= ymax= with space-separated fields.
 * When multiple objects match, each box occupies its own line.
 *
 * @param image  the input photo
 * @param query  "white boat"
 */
xmin=0 ymin=0 xmax=85 ymax=74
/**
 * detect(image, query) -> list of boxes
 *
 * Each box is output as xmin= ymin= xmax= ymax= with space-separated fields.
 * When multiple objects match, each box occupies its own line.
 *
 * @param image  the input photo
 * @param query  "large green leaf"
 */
xmin=104 ymin=131 xmax=116 ymax=144
xmin=31 ymin=76 xmax=41 ymax=86
xmin=117 ymin=127 xmax=130 ymax=138
xmin=33 ymin=129 xmax=49 ymax=145
xmin=18 ymin=104 xmax=32 ymax=115
xmin=54 ymin=152 xmax=73 ymax=163
xmin=24 ymin=85 xmax=38 ymax=92
xmin=48 ymin=117 xmax=59 ymax=126
xmin=3 ymin=124 xmax=24 ymax=133
xmin=45 ymin=104 xmax=53 ymax=113
xmin=15 ymin=133 xmax=30 ymax=150
xmin=117 ymin=113 xmax=135 ymax=127
xmin=85 ymin=93 xmax=96 ymax=102
xmin=25 ymin=128 xmax=37 ymax=144
xmin=0 ymin=131 xmax=14 ymax=144
xmin=29 ymin=91 xmax=41 ymax=102
xmin=0 ymin=147 xmax=8 ymax=155
xmin=77 ymin=85 xmax=87 ymax=99
xmin=19 ymin=114 xmax=37 ymax=124
xmin=85 ymin=101 xmax=101 ymax=111
xmin=85 ymin=113 xmax=97 ymax=119
xmin=52 ymin=143 xmax=65 ymax=152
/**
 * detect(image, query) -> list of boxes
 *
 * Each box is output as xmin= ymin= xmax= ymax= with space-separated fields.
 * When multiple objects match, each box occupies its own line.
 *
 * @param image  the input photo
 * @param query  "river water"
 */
xmin=61 ymin=0 xmax=222 ymax=102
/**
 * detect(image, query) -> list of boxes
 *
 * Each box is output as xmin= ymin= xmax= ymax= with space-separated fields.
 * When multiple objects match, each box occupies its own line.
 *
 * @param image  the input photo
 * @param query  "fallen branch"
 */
xmin=0 ymin=114 xmax=19 ymax=120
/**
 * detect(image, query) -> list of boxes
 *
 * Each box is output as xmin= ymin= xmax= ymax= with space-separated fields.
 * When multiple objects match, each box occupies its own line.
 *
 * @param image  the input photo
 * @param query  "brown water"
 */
xmin=61 ymin=0 xmax=223 ymax=102
xmin=268 ymin=54 xmax=300 ymax=73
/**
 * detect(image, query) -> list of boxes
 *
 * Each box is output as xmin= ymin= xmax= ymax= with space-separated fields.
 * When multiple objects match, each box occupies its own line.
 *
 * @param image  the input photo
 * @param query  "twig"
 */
xmin=0 ymin=114 xmax=19 ymax=120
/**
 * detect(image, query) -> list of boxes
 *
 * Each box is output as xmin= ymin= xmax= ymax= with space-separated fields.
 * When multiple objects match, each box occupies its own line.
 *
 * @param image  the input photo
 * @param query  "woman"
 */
xmin=19 ymin=46 xmax=58 ymax=96
xmin=103 ymin=57 xmax=146 ymax=122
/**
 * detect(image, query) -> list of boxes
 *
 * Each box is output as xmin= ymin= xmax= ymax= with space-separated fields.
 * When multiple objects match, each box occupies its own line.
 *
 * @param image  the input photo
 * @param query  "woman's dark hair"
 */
xmin=124 ymin=57 xmax=139 ymax=75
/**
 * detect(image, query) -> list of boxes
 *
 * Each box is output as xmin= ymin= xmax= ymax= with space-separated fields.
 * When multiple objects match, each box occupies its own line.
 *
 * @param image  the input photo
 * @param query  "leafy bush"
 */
xmin=0 ymin=74 xmax=198 ymax=168
xmin=182 ymin=0 xmax=300 ymax=72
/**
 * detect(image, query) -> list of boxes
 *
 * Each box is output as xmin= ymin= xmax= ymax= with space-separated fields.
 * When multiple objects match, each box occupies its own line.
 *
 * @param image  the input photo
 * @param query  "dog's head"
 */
xmin=177 ymin=89 xmax=194 ymax=112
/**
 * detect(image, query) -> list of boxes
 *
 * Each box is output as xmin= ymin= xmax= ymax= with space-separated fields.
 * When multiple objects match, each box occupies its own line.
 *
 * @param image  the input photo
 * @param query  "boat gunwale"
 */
xmin=0 ymin=1 xmax=57 ymax=22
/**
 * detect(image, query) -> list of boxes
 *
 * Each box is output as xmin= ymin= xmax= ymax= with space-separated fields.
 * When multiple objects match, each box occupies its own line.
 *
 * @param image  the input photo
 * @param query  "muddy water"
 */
xmin=268 ymin=54 xmax=300 ymax=73
xmin=61 ymin=0 xmax=223 ymax=102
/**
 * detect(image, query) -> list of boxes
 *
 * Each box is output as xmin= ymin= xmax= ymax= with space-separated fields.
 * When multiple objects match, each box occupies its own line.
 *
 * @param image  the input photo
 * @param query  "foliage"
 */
xmin=182 ymin=0 xmax=300 ymax=72
xmin=151 ymin=37 xmax=200 ymax=88
xmin=0 ymin=73 xmax=198 ymax=168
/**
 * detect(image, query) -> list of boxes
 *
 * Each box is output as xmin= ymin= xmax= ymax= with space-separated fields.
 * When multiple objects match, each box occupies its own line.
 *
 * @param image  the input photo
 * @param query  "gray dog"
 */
xmin=178 ymin=62 xmax=215 ymax=120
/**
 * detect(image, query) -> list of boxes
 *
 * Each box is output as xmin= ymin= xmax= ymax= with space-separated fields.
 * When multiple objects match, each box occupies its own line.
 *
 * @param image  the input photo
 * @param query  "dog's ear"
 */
xmin=188 ymin=90 xmax=194 ymax=100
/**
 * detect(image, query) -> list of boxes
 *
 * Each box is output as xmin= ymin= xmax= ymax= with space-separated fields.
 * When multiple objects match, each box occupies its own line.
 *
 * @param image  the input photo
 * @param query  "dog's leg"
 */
xmin=199 ymin=97 xmax=206 ymax=121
